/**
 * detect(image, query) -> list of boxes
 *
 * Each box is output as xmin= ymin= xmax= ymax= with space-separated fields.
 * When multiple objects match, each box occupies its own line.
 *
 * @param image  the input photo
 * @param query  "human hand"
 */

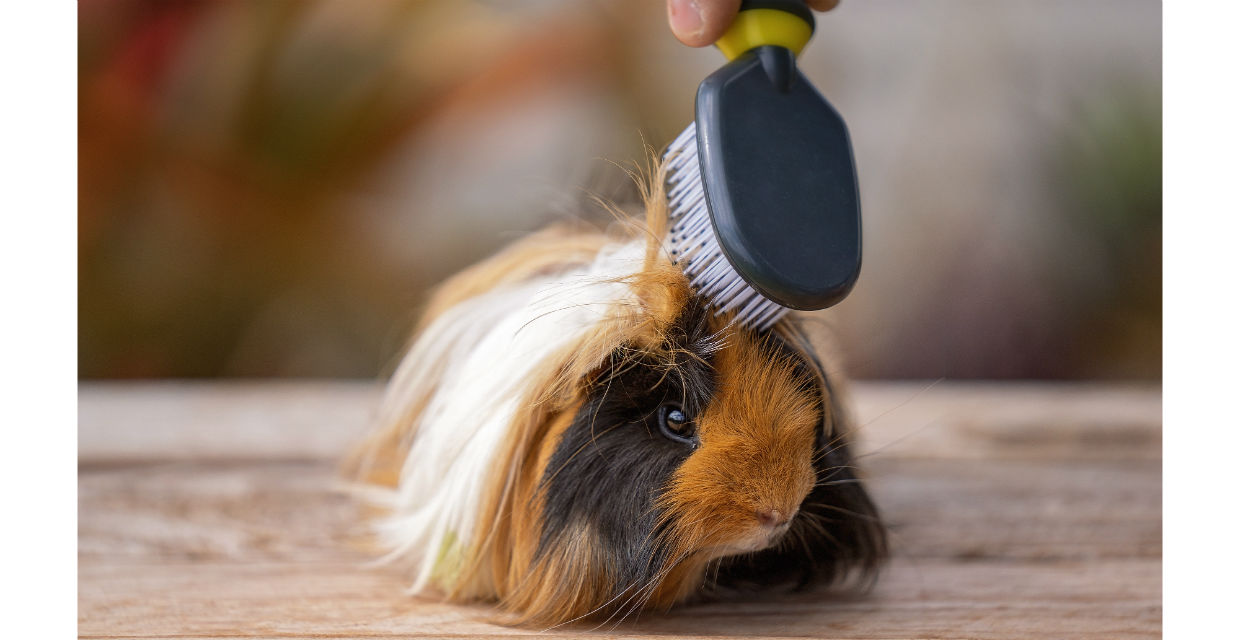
xmin=667 ymin=0 xmax=840 ymax=47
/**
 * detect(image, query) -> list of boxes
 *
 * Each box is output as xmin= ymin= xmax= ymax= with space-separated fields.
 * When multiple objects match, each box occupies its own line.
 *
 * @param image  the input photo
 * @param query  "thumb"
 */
xmin=667 ymin=0 xmax=742 ymax=48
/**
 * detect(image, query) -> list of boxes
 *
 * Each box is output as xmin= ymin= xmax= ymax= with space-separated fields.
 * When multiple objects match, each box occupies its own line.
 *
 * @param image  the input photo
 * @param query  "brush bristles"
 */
xmin=663 ymin=123 xmax=789 ymax=331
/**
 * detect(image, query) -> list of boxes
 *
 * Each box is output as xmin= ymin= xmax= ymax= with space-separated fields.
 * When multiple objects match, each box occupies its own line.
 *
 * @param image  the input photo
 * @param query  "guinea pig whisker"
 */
xmin=794 ymin=513 xmax=845 ymax=553
xmin=538 ymin=558 xmax=664 ymax=632
xmin=796 ymin=511 xmax=834 ymax=536
xmin=811 ymin=463 xmax=863 ymax=477
xmin=704 ymin=556 xmax=721 ymax=589
xmin=811 ymin=477 xmax=867 ymax=489
xmin=813 ymin=425 xmax=868 ymax=461
xmin=545 ymin=510 xmax=696 ymax=631
xmin=539 ymin=572 xmax=647 ymax=633
xmin=803 ymin=502 xmax=886 ymax=525
xmin=667 ymin=514 xmax=715 ymax=540
xmin=809 ymin=442 xmax=863 ymax=468
xmin=786 ymin=524 xmax=816 ymax=562
xmin=824 ymin=377 xmax=945 ymax=462
xmin=617 ymin=549 xmax=698 ymax=628
xmin=592 ymin=546 xmax=695 ymax=631
xmin=858 ymin=377 xmax=945 ymax=431
xmin=854 ymin=416 xmax=940 ymax=462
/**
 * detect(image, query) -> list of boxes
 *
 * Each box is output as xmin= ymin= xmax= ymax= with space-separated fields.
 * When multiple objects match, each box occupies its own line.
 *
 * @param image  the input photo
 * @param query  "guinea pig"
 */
xmin=346 ymin=165 xmax=887 ymax=626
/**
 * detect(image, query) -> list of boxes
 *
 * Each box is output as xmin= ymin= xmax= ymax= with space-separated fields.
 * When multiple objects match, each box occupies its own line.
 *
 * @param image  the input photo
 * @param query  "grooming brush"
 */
xmin=664 ymin=0 xmax=862 ymax=330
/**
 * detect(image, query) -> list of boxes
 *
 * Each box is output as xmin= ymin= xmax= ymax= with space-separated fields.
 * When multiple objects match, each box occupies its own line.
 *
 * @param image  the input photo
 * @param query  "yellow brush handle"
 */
xmin=714 ymin=7 xmax=814 ymax=60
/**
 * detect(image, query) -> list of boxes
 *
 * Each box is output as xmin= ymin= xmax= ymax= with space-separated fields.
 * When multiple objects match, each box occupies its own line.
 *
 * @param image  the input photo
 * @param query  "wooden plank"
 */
xmin=78 ymin=559 xmax=1160 ymax=639
xmin=849 ymin=382 xmax=1161 ymax=462
xmin=78 ymin=462 xmax=358 ymax=564
xmin=79 ymin=458 xmax=1160 ymax=637
xmin=78 ymin=383 xmax=1162 ymax=638
xmin=78 ymin=381 xmax=380 ymax=464
xmin=78 ymin=382 xmax=1161 ymax=463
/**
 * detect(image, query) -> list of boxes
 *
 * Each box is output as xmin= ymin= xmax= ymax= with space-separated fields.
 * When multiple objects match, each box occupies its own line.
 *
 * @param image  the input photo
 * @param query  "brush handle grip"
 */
xmin=716 ymin=1 xmax=816 ymax=60
xmin=739 ymin=1 xmax=815 ymax=26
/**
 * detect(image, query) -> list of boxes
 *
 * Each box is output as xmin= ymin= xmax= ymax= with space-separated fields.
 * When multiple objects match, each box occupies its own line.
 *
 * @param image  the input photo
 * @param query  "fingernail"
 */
xmin=669 ymin=0 xmax=704 ymax=39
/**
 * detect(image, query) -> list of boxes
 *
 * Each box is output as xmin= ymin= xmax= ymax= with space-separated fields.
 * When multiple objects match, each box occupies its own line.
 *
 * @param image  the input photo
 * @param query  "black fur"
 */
xmin=535 ymin=300 xmax=717 ymax=591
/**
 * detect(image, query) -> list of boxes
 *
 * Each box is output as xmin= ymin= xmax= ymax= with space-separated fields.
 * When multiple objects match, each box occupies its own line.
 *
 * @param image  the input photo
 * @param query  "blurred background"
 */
xmin=78 ymin=0 xmax=1160 ymax=380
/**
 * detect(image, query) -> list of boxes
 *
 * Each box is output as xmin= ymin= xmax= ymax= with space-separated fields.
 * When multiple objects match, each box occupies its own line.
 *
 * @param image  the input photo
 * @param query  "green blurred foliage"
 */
xmin=1047 ymin=88 xmax=1161 ymax=377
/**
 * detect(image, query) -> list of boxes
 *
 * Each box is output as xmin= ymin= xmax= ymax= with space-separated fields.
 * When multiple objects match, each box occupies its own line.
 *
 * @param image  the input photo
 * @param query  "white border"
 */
xmin=1164 ymin=1 xmax=1240 ymax=638
xmin=3 ymin=1 xmax=1230 ymax=636
xmin=0 ymin=2 xmax=78 ymax=638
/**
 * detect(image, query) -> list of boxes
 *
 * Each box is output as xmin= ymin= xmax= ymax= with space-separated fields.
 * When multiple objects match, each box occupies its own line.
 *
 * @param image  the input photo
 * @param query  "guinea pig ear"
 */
xmin=621 ymin=152 xmax=694 ymax=351
xmin=627 ymin=261 xmax=692 ymax=351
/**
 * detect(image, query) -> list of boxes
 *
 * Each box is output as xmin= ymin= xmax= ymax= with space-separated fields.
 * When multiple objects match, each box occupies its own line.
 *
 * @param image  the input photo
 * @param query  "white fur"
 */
xmin=361 ymin=239 xmax=646 ymax=592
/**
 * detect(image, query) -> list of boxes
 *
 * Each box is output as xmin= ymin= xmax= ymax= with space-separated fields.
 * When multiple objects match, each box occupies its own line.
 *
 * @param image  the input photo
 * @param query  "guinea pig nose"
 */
xmin=755 ymin=507 xmax=792 ymax=529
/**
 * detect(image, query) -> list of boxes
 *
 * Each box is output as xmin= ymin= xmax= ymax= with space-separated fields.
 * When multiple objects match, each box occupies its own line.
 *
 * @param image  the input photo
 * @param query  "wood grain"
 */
xmin=78 ymin=382 xmax=1161 ymax=638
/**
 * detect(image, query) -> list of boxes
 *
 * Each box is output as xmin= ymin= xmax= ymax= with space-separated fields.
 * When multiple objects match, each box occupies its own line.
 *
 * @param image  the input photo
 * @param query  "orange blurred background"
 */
xmin=79 ymin=0 xmax=1161 ymax=380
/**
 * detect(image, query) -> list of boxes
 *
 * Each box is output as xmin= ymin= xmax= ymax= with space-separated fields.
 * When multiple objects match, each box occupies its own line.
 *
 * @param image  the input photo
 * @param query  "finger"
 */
xmin=668 ymin=0 xmax=742 ymax=48
xmin=806 ymin=0 xmax=840 ymax=11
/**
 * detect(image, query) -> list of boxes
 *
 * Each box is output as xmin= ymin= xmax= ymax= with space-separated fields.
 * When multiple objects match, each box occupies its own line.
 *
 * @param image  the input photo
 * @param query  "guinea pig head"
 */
xmin=657 ymin=321 xmax=821 ymax=560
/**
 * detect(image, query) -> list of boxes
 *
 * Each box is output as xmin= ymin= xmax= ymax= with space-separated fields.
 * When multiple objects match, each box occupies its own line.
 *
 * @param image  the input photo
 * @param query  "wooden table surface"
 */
xmin=78 ymin=381 xmax=1162 ymax=639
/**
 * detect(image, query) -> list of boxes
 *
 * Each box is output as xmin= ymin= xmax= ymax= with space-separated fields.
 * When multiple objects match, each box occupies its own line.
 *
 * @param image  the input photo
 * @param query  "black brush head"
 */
xmin=695 ymin=45 xmax=862 ymax=311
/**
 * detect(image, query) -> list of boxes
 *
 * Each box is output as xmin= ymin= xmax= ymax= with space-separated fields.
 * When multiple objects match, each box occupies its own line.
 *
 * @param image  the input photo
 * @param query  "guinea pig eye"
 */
xmin=657 ymin=403 xmax=697 ymax=446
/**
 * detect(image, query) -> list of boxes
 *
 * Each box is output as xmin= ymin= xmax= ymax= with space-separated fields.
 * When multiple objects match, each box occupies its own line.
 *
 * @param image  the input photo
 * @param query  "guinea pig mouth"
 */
xmin=759 ymin=519 xmax=794 ymax=545
xmin=713 ymin=518 xmax=796 ymax=557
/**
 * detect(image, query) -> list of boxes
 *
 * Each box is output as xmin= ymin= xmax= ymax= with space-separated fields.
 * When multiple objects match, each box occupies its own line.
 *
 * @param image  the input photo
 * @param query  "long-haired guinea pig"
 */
xmin=345 ymin=166 xmax=887 ymax=626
